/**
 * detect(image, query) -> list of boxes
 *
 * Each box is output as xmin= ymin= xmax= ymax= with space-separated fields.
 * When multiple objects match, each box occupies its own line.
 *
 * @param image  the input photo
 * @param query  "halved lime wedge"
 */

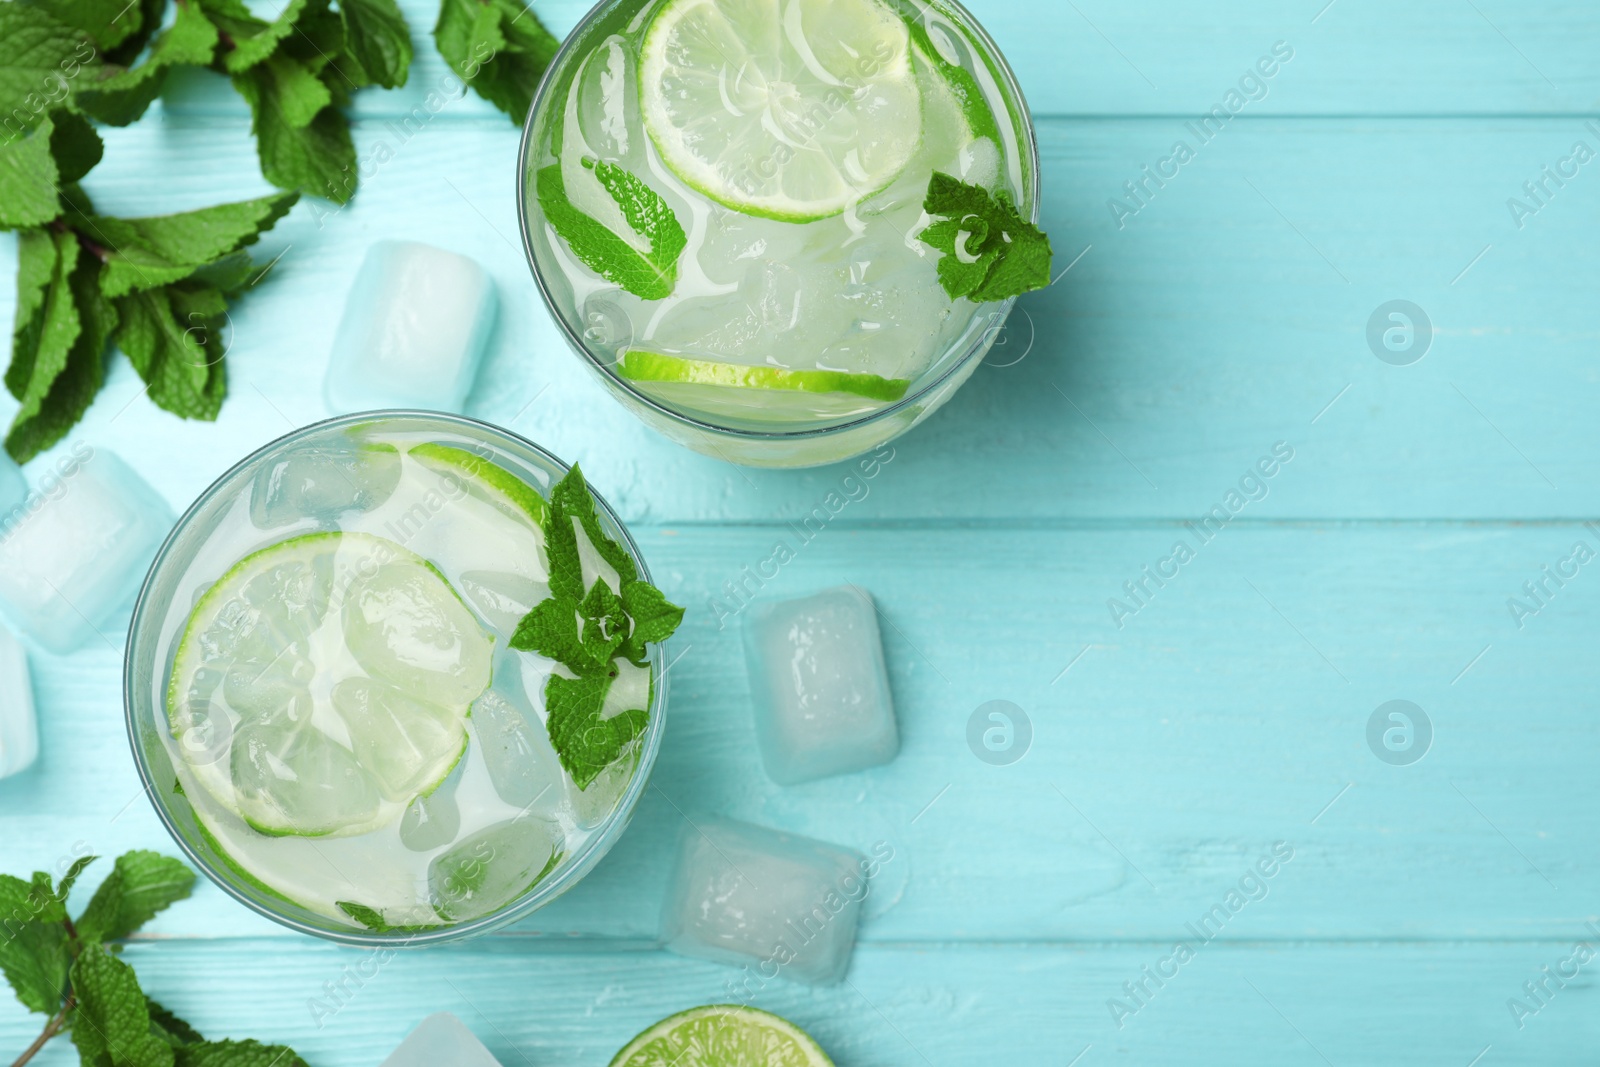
xmin=620 ymin=349 xmax=909 ymax=402
xmin=410 ymin=443 xmax=551 ymax=529
xmin=168 ymin=532 xmax=491 ymax=838
xmin=639 ymin=0 xmax=922 ymax=223
xmin=609 ymin=1005 xmax=834 ymax=1067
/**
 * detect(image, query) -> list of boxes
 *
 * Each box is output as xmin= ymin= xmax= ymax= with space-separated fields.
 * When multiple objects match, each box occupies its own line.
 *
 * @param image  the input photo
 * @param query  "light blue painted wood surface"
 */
xmin=2 ymin=0 xmax=1599 ymax=1063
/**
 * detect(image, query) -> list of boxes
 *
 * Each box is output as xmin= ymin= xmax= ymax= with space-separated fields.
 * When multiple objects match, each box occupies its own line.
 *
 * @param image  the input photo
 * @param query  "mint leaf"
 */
xmin=0 ymin=5 xmax=97 ymax=123
xmin=8 ymin=228 xmax=65 ymax=401
xmin=47 ymin=107 xmax=102 ymax=182
xmin=77 ymin=192 xmax=296 ymax=298
xmin=5 ymin=235 xmax=117 ymax=462
xmin=0 ymin=918 xmax=68 ymax=1014
xmin=434 ymin=0 xmax=557 ymax=121
xmin=919 ymin=171 xmax=1052 ymax=302
xmin=550 ymin=464 xmax=638 ymax=586
xmin=339 ymin=0 xmax=411 ymax=89
xmin=233 ymin=63 xmax=356 ymax=202
xmin=55 ymin=853 xmax=97 ymax=902
xmin=116 ymin=284 xmax=227 ymax=420
xmin=222 ymin=0 xmax=322 ymax=72
xmin=0 ymin=874 xmax=69 ymax=1015
xmin=0 ymin=109 xmax=102 ymax=228
xmin=335 ymin=900 xmax=389 ymax=931
xmin=174 ymin=1039 xmax=311 ymax=1067
xmin=77 ymin=1 xmax=219 ymax=126
xmin=0 ymin=125 xmax=62 ymax=230
xmin=23 ymin=0 xmax=140 ymax=50
xmin=147 ymin=998 xmax=205 ymax=1047
xmin=71 ymin=946 xmax=176 ymax=1067
xmin=536 ymin=162 xmax=686 ymax=301
xmin=579 ymin=578 xmax=628 ymax=664
xmin=5 ymin=229 xmax=81 ymax=460
xmin=509 ymin=596 xmax=597 ymax=674
xmin=618 ymin=579 xmax=684 ymax=664
xmin=545 ymin=671 xmax=645 ymax=790
xmin=77 ymin=851 xmax=196 ymax=944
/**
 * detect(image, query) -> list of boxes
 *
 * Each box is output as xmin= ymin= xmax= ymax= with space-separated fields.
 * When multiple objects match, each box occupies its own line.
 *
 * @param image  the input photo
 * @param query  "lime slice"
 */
xmin=639 ymin=0 xmax=923 ymax=223
xmin=168 ymin=532 xmax=491 ymax=838
xmin=620 ymin=349 xmax=908 ymax=403
xmin=409 ymin=443 xmax=551 ymax=529
xmin=609 ymin=1005 xmax=834 ymax=1067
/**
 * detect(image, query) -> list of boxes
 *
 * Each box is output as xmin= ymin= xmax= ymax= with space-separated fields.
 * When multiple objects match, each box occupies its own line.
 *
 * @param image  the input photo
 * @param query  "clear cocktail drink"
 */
xmin=126 ymin=413 xmax=678 ymax=942
xmin=519 ymin=0 xmax=1048 ymax=467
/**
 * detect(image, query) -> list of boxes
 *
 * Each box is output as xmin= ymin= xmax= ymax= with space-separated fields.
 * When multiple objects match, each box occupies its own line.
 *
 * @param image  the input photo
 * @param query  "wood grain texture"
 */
xmin=1 ymin=0 xmax=1597 ymax=1063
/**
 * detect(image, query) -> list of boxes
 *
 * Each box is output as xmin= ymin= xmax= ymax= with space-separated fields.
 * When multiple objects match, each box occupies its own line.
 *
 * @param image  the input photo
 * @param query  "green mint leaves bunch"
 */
xmin=67 ymin=0 xmax=412 ymax=204
xmin=1 ymin=850 xmax=310 ymax=1067
xmin=510 ymin=465 xmax=684 ymax=789
xmin=918 ymin=171 xmax=1053 ymax=303
xmin=0 ymin=100 xmax=296 ymax=462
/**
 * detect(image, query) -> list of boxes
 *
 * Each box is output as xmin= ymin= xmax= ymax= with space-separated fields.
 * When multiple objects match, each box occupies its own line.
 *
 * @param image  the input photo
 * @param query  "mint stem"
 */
xmin=11 ymin=996 xmax=73 ymax=1067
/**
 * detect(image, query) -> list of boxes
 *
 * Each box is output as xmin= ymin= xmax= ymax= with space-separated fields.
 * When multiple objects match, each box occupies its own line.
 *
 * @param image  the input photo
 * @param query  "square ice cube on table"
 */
xmin=324 ymin=241 xmax=498 ymax=414
xmin=0 ymin=452 xmax=24 ymax=513
xmin=0 ymin=449 xmax=174 ymax=654
xmin=0 ymin=625 xmax=38 ymax=778
xmin=661 ymin=816 xmax=867 ymax=986
xmin=380 ymin=1012 xmax=502 ymax=1067
xmin=743 ymin=585 xmax=899 ymax=785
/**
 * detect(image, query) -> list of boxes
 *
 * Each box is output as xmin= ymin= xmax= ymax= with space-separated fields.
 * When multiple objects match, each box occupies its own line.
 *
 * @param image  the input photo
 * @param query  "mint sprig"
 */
xmin=2 ymin=119 xmax=296 ymax=461
xmin=509 ymin=465 xmax=684 ymax=789
xmin=536 ymin=159 xmax=688 ymax=301
xmin=919 ymin=171 xmax=1053 ymax=302
xmin=2 ymin=850 xmax=310 ymax=1067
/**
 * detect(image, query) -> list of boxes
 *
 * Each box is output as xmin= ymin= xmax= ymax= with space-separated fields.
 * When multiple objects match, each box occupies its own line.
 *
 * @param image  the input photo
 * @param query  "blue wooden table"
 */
xmin=4 ymin=0 xmax=1600 ymax=1063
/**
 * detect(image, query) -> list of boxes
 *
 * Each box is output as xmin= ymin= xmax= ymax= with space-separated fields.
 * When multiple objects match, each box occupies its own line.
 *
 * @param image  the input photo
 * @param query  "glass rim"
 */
xmin=122 ymin=409 xmax=669 ymax=947
xmin=514 ymin=0 xmax=1043 ymax=442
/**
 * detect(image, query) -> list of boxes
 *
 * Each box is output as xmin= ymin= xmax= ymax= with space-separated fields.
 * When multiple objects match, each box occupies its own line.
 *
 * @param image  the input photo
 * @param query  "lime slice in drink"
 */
xmin=609 ymin=1005 xmax=834 ymax=1067
xmin=639 ymin=0 xmax=923 ymax=223
xmin=410 ymin=443 xmax=551 ymax=529
xmin=618 ymin=349 xmax=910 ymax=424
xmin=168 ymin=532 xmax=490 ymax=837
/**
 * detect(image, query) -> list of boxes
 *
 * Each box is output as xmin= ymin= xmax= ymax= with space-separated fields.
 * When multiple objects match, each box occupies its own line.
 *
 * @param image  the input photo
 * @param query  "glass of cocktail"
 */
xmin=518 ymin=0 xmax=1050 ymax=468
xmin=124 ymin=412 xmax=681 ymax=945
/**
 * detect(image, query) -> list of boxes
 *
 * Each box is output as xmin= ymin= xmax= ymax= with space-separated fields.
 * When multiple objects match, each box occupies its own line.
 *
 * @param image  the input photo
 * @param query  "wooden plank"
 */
xmin=4 ymin=525 xmax=1597 ymax=941
xmin=151 ymin=0 xmax=1600 ymax=119
xmin=0 ymin=118 xmax=1595 ymax=521
xmin=2 ymin=938 xmax=1596 ymax=1065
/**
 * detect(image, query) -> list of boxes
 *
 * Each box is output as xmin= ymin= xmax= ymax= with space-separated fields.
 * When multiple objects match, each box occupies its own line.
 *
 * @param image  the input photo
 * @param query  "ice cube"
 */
xmin=458 ymin=570 xmax=547 ymax=637
xmin=0 ymin=625 xmax=39 ymax=778
xmin=471 ymin=686 xmax=563 ymax=811
xmin=324 ymin=241 xmax=498 ymax=414
xmin=399 ymin=770 xmax=462 ymax=853
xmin=660 ymin=817 xmax=867 ymax=986
xmin=380 ymin=1012 xmax=502 ymax=1067
xmin=249 ymin=442 xmax=401 ymax=529
xmin=0 ymin=448 xmax=174 ymax=654
xmin=742 ymin=586 xmax=899 ymax=786
xmin=0 ymin=452 xmax=23 ymax=514
xmin=568 ymin=743 xmax=637 ymax=829
xmin=428 ymin=813 xmax=565 ymax=921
